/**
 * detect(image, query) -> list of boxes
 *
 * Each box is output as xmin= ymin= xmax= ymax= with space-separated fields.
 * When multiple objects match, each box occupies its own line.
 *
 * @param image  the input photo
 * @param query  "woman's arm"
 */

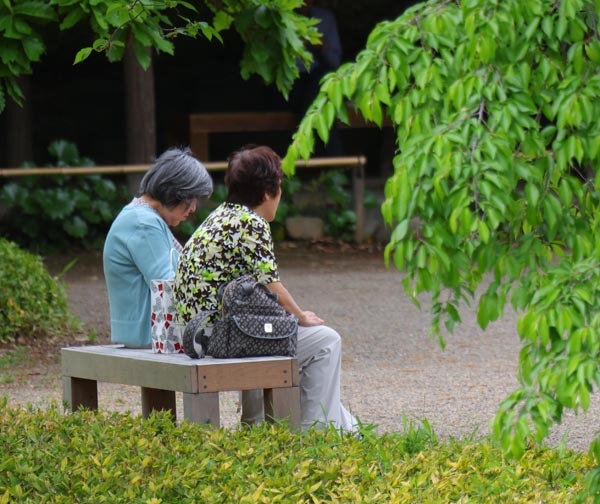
xmin=236 ymin=210 xmax=322 ymax=326
xmin=267 ymin=281 xmax=324 ymax=327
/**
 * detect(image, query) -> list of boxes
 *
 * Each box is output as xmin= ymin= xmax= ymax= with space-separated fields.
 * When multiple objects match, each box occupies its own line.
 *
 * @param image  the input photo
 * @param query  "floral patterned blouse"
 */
xmin=174 ymin=202 xmax=280 ymax=324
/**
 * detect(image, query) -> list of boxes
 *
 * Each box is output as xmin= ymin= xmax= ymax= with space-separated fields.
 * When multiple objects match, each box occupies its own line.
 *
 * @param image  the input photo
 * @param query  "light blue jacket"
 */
xmin=103 ymin=204 xmax=178 ymax=347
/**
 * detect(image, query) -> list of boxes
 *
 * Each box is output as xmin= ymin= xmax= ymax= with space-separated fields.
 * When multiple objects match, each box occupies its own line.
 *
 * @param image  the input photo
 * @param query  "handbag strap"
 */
xmin=254 ymin=282 xmax=279 ymax=302
xmin=218 ymin=276 xmax=279 ymax=317
xmin=169 ymin=248 xmax=178 ymax=278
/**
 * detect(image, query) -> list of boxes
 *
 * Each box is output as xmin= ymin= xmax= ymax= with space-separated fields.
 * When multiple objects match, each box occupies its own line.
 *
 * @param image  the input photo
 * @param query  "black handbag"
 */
xmin=207 ymin=276 xmax=298 ymax=358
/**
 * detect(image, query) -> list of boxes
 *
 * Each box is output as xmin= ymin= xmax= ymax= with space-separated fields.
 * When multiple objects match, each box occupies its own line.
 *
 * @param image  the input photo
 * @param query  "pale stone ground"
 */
xmin=2 ymin=242 xmax=598 ymax=452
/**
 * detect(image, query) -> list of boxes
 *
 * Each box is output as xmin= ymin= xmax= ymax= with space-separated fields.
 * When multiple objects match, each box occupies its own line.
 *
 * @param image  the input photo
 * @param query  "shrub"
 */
xmin=0 ymin=140 xmax=130 ymax=252
xmin=0 ymin=404 xmax=593 ymax=503
xmin=282 ymin=169 xmax=379 ymax=242
xmin=283 ymin=170 xmax=357 ymax=241
xmin=0 ymin=238 xmax=79 ymax=342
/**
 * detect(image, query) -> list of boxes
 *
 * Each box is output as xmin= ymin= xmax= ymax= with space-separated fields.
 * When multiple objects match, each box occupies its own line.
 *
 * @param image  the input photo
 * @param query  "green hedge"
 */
xmin=0 ymin=140 xmax=130 ymax=252
xmin=0 ymin=404 xmax=592 ymax=503
xmin=0 ymin=238 xmax=79 ymax=342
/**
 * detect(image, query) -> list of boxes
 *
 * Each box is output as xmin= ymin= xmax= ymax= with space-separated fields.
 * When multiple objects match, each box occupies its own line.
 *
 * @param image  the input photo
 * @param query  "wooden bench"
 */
xmin=62 ymin=345 xmax=300 ymax=429
xmin=188 ymin=110 xmax=389 ymax=161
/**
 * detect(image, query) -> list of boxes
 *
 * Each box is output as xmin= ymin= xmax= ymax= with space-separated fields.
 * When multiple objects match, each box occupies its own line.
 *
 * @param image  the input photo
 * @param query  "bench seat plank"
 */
xmin=197 ymin=357 xmax=298 ymax=393
xmin=62 ymin=346 xmax=199 ymax=393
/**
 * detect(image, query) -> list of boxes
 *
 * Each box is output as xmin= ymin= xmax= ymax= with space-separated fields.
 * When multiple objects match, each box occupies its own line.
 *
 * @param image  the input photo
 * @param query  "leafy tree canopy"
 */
xmin=284 ymin=0 xmax=600 ymax=469
xmin=0 ymin=0 xmax=319 ymax=112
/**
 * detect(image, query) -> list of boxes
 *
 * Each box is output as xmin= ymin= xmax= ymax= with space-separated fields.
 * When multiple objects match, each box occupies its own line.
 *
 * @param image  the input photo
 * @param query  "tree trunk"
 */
xmin=5 ymin=75 xmax=33 ymax=167
xmin=124 ymin=36 xmax=156 ymax=194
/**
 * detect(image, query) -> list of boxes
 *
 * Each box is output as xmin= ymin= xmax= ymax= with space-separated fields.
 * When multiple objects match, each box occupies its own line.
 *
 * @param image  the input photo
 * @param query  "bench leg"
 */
xmin=141 ymin=387 xmax=176 ymax=421
xmin=183 ymin=392 xmax=220 ymax=426
xmin=264 ymin=386 xmax=301 ymax=430
xmin=63 ymin=376 xmax=98 ymax=412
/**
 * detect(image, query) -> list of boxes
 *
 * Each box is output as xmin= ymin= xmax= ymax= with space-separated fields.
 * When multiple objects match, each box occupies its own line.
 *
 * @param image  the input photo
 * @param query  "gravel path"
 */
xmin=2 ymin=243 xmax=599 ymax=452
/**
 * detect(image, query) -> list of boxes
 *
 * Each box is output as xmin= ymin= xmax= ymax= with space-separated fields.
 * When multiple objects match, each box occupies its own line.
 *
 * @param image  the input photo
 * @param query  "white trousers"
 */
xmin=241 ymin=325 xmax=357 ymax=431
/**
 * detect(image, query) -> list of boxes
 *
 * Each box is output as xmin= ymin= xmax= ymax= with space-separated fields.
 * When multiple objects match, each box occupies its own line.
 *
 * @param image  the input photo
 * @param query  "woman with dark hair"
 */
xmin=174 ymin=145 xmax=356 ymax=431
xmin=103 ymin=147 xmax=213 ymax=348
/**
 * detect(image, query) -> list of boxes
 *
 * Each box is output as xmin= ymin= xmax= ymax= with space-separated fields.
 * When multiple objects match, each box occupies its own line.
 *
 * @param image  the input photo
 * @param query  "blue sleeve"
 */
xmin=127 ymin=219 xmax=179 ymax=285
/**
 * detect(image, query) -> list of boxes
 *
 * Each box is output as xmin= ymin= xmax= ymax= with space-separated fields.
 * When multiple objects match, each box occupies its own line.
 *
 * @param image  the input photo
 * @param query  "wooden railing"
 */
xmin=0 ymin=156 xmax=367 ymax=242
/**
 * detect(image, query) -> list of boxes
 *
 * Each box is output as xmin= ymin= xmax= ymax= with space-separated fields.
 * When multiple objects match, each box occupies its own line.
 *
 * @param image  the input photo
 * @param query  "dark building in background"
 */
xmin=0 ymin=1 xmax=419 ymax=175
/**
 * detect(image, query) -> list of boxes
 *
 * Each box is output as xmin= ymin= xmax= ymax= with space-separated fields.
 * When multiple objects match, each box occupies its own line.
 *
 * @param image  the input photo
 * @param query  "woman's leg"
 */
xmin=297 ymin=325 xmax=357 ymax=431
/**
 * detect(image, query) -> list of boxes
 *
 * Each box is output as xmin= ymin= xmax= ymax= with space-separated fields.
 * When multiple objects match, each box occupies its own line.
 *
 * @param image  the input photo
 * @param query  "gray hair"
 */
xmin=138 ymin=147 xmax=213 ymax=207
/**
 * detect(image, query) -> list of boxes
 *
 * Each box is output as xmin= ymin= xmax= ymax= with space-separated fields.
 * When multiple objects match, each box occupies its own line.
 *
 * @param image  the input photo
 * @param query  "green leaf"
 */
xmin=12 ymin=1 xmax=56 ymax=21
xmin=131 ymin=24 xmax=152 ymax=47
xmin=92 ymin=37 xmax=107 ymax=51
xmin=541 ymin=15 xmax=553 ymax=37
xmin=477 ymin=291 xmax=499 ymax=329
xmin=73 ymin=47 xmax=92 ymax=65
xmin=314 ymin=110 xmax=330 ymax=144
xmin=59 ymin=7 xmax=85 ymax=30
xmin=254 ymin=5 xmax=271 ymax=29
xmin=542 ymin=196 xmax=559 ymax=233
xmin=21 ymin=37 xmax=44 ymax=62
xmin=392 ymin=219 xmax=409 ymax=243
xmin=525 ymin=183 xmax=540 ymax=208
xmin=213 ymin=11 xmax=233 ymax=31
xmin=133 ymin=39 xmax=151 ymax=70
xmin=477 ymin=219 xmax=490 ymax=243
xmin=13 ymin=17 xmax=32 ymax=35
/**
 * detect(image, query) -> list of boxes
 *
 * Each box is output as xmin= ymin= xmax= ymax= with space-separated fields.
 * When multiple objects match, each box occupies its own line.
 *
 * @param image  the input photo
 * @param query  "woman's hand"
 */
xmin=298 ymin=310 xmax=324 ymax=327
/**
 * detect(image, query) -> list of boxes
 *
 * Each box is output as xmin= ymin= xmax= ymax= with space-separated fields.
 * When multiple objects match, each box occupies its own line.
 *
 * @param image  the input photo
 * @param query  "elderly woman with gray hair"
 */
xmin=103 ymin=147 xmax=213 ymax=348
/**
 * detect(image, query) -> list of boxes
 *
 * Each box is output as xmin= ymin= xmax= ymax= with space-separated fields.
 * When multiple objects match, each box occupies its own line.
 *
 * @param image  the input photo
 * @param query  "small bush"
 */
xmin=0 ymin=140 xmax=130 ymax=252
xmin=0 ymin=238 xmax=78 ymax=342
xmin=283 ymin=170 xmax=357 ymax=241
xmin=0 ymin=404 xmax=593 ymax=503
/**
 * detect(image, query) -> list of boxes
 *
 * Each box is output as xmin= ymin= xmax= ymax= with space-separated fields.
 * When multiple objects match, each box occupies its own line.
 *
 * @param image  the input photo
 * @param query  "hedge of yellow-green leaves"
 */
xmin=0 ymin=238 xmax=78 ymax=342
xmin=0 ymin=404 xmax=593 ymax=503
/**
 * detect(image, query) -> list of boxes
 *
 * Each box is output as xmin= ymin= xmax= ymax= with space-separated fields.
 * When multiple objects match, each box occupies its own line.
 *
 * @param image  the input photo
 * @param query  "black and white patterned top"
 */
xmin=174 ymin=202 xmax=279 ymax=323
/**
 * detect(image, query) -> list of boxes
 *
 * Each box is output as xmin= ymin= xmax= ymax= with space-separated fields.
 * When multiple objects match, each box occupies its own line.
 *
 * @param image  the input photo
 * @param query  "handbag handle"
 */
xmin=217 ymin=276 xmax=280 ymax=305
xmin=254 ymin=281 xmax=279 ymax=302
xmin=169 ymin=248 xmax=178 ymax=278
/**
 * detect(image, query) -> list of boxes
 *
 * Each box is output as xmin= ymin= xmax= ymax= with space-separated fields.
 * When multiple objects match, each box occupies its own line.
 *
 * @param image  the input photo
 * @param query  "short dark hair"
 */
xmin=225 ymin=145 xmax=283 ymax=208
xmin=139 ymin=147 xmax=213 ymax=208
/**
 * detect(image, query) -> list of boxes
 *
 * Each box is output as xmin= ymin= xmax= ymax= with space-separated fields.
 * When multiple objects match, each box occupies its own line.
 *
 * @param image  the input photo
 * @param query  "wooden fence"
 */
xmin=0 ymin=156 xmax=367 ymax=242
